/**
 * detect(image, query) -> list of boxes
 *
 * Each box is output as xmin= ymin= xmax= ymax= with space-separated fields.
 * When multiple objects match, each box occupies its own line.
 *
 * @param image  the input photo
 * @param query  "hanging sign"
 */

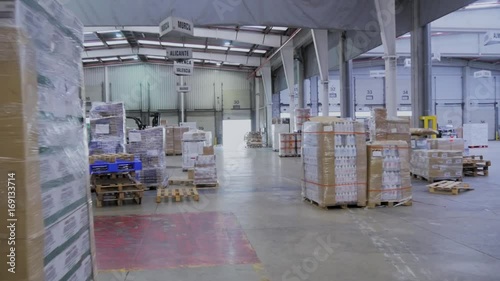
xmin=166 ymin=48 xmax=192 ymax=60
xmin=174 ymin=60 xmax=193 ymax=76
xmin=160 ymin=16 xmax=194 ymax=37
xmin=484 ymin=31 xmax=500 ymax=46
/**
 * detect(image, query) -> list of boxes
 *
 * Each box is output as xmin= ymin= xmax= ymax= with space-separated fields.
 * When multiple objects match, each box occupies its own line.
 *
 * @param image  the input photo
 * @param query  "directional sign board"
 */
xmin=160 ymin=16 xmax=194 ymax=37
xmin=167 ymin=48 xmax=192 ymax=60
xmin=174 ymin=60 xmax=193 ymax=76
xmin=177 ymin=85 xmax=191 ymax=92
xmin=484 ymin=31 xmax=500 ymax=46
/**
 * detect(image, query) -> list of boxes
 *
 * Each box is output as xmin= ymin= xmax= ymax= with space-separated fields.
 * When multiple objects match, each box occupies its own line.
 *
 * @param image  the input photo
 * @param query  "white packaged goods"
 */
xmin=302 ymin=118 xmax=367 ymax=207
xmin=0 ymin=1 xmax=96 ymax=280
xmin=272 ymin=124 xmax=289 ymax=151
xmin=182 ymin=131 xmax=208 ymax=169
xmin=279 ymin=133 xmax=302 ymax=157
xmin=369 ymin=108 xmax=410 ymax=143
xmin=411 ymin=150 xmax=463 ymax=180
xmin=294 ymin=108 xmax=311 ymax=132
xmin=89 ymin=102 xmax=126 ymax=155
xmin=367 ymin=141 xmax=412 ymax=204
xmin=194 ymin=155 xmax=218 ymax=185
xmin=126 ymin=127 xmax=168 ymax=187
xmin=463 ymin=123 xmax=488 ymax=147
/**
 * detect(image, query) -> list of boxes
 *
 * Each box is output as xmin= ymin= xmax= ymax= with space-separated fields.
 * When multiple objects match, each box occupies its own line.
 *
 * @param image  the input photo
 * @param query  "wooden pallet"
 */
xmin=463 ymin=155 xmax=491 ymax=177
xmin=89 ymin=153 xmax=134 ymax=164
xmin=156 ymin=187 xmax=199 ymax=203
xmin=367 ymin=200 xmax=412 ymax=209
xmin=303 ymin=197 xmax=366 ymax=209
xmin=168 ymin=176 xmax=194 ymax=186
xmin=94 ymin=177 xmax=144 ymax=193
xmin=411 ymin=173 xmax=462 ymax=183
xmin=95 ymin=186 xmax=144 ymax=207
xmin=427 ymin=181 xmax=474 ymax=195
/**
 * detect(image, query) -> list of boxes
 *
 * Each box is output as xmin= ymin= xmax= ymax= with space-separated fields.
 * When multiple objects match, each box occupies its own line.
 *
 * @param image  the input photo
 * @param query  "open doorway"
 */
xmin=223 ymin=120 xmax=251 ymax=149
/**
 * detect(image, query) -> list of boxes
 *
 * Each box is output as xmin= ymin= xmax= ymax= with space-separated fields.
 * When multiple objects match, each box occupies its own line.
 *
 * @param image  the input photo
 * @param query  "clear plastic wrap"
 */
xmin=174 ymin=127 xmax=190 ymax=154
xmin=302 ymin=119 xmax=367 ymax=207
xmin=367 ymin=141 xmax=412 ymax=205
xmin=164 ymin=126 xmax=175 ymax=155
xmin=369 ymin=108 xmax=410 ymax=143
xmin=279 ymin=133 xmax=301 ymax=157
xmin=411 ymin=150 xmax=463 ymax=180
xmin=271 ymin=124 xmax=289 ymax=151
xmin=89 ymin=102 xmax=126 ymax=155
xmin=0 ymin=1 xmax=96 ymax=280
xmin=194 ymin=155 xmax=218 ymax=185
xmin=127 ymin=127 xmax=168 ymax=187
xmin=294 ymin=108 xmax=311 ymax=132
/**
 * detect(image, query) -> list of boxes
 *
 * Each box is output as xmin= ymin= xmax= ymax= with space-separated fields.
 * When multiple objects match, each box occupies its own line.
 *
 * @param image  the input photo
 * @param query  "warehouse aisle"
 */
xmin=95 ymin=143 xmax=500 ymax=281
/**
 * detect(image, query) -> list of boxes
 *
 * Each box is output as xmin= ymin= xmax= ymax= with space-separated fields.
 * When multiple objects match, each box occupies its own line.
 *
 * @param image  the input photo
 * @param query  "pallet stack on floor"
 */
xmin=0 ymin=1 xmax=97 ymax=279
xmin=463 ymin=155 xmax=491 ymax=177
xmin=279 ymin=133 xmax=302 ymax=157
xmin=245 ymin=132 xmax=264 ymax=148
xmin=89 ymin=154 xmax=144 ymax=207
xmin=88 ymin=102 xmax=126 ymax=155
xmin=127 ymin=127 xmax=168 ymax=189
xmin=165 ymin=126 xmax=190 ymax=155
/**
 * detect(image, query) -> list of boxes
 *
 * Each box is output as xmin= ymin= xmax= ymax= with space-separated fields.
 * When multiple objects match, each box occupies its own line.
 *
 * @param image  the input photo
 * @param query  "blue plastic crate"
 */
xmin=90 ymin=159 xmax=142 ymax=174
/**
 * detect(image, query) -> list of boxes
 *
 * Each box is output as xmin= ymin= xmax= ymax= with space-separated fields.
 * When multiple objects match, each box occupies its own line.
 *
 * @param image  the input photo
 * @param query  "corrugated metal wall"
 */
xmin=83 ymin=67 xmax=105 ymax=102
xmin=85 ymin=64 xmax=251 ymax=112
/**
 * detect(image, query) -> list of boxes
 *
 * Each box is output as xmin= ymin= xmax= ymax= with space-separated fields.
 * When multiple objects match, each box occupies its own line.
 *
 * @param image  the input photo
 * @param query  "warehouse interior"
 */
xmin=1 ymin=0 xmax=500 ymax=281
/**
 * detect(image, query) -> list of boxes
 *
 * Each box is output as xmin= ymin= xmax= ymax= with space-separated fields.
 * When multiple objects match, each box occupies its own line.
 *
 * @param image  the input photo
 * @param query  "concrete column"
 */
xmin=180 ymin=76 xmax=185 ymax=123
xmin=374 ymin=0 xmax=397 ymax=118
xmin=261 ymin=65 xmax=273 ymax=146
xmin=312 ymin=29 xmax=330 ymax=117
xmin=255 ymin=77 xmax=260 ymax=132
xmin=463 ymin=66 xmax=471 ymax=124
xmin=411 ymin=0 xmax=433 ymax=127
xmin=296 ymin=50 xmax=305 ymax=109
xmin=339 ymin=32 xmax=355 ymax=118
xmin=104 ymin=66 xmax=110 ymax=102
xmin=281 ymin=44 xmax=296 ymax=132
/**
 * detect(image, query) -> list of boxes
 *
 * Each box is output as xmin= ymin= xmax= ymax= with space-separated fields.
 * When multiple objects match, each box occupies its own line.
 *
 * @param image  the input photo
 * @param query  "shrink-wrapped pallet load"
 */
xmin=411 ymin=150 xmax=463 ymax=181
xmin=279 ymin=133 xmax=302 ymax=157
xmin=302 ymin=119 xmax=367 ymax=207
xmin=88 ymin=102 xmax=126 ymax=155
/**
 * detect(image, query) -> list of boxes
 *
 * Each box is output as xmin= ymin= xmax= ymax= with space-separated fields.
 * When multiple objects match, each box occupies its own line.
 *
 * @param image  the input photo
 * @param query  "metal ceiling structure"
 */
xmin=67 ymin=0 xmax=478 ymax=69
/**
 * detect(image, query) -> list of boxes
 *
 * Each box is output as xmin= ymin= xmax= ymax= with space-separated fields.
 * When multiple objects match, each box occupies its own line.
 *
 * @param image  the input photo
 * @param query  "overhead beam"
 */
xmin=432 ymin=7 xmax=500 ymax=32
xmin=84 ymin=26 xmax=288 ymax=48
xmin=82 ymin=47 xmax=263 ymax=67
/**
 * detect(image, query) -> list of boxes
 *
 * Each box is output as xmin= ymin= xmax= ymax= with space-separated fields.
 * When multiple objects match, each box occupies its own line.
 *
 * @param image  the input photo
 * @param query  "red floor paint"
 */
xmin=94 ymin=212 xmax=260 ymax=271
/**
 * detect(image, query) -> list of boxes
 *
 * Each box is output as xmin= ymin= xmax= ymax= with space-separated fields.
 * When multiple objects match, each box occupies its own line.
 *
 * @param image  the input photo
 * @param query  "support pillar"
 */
xmin=374 ymin=0 xmax=397 ymax=118
xmin=463 ymin=66 xmax=471 ymax=124
xmin=255 ymin=77 xmax=260 ymax=132
xmin=281 ymin=44 xmax=296 ymax=132
xmin=296 ymin=50 xmax=305 ymax=109
xmin=180 ymin=76 xmax=185 ymax=123
xmin=104 ymin=66 xmax=110 ymax=102
xmin=312 ymin=29 xmax=329 ymax=117
xmin=261 ymin=65 xmax=273 ymax=146
xmin=339 ymin=32 xmax=355 ymax=118
xmin=411 ymin=0 xmax=433 ymax=127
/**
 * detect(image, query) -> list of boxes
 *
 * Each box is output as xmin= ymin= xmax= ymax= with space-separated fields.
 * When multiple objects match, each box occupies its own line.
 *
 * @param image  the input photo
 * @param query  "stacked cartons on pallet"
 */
xmin=0 ymin=1 xmax=96 ymax=280
xmin=302 ymin=119 xmax=367 ymax=207
xmin=127 ymin=127 xmax=168 ymax=188
xmin=182 ymin=131 xmax=207 ymax=170
xmin=174 ymin=127 xmax=190 ymax=154
xmin=271 ymin=124 xmax=289 ymax=151
xmin=194 ymin=149 xmax=218 ymax=186
xmin=279 ymin=133 xmax=302 ymax=157
xmin=89 ymin=102 xmax=126 ymax=155
xmin=369 ymin=108 xmax=411 ymax=144
xmin=367 ymin=141 xmax=412 ymax=206
xmin=294 ymin=108 xmax=311 ymax=132
xmin=427 ymin=138 xmax=465 ymax=151
xmin=411 ymin=150 xmax=463 ymax=181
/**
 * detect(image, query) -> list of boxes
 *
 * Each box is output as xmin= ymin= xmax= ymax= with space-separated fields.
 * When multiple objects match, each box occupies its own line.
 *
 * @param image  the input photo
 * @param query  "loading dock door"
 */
xmin=469 ymin=103 xmax=497 ymax=140
xmin=436 ymin=103 xmax=463 ymax=128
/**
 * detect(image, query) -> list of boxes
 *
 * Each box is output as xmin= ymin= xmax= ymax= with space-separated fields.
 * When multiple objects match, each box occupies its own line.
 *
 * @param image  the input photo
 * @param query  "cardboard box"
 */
xmin=427 ymin=138 xmax=465 ymax=151
xmin=188 ymin=170 xmax=195 ymax=179
xmin=203 ymin=146 xmax=215 ymax=155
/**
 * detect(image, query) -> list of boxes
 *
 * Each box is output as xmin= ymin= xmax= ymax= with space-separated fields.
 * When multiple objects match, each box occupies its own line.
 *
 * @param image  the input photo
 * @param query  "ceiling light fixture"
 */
xmin=224 ymin=41 xmax=231 ymax=46
xmin=161 ymin=42 xmax=184 ymax=47
xmin=121 ymin=55 xmax=139 ymax=60
xmin=82 ymin=58 xmax=99 ymax=63
xmin=83 ymin=41 xmax=105 ymax=47
xmin=230 ymin=47 xmax=251 ymax=52
xmin=184 ymin=43 xmax=206 ymax=49
xmin=207 ymin=45 xmax=228 ymax=51
xmin=271 ymin=26 xmax=288 ymax=31
xmin=106 ymin=40 xmax=128 ymax=45
xmin=100 ymin=57 xmax=119 ymax=61
xmin=252 ymin=49 xmax=267 ymax=54
xmin=96 ymin=30 xmax=121 ymax=34
xmin=138 ymin=40 xmax=161 ymax=45
xmin=244 ymin=25 xmax=266 ymax=29
xmin=147 ymin=55 xmax=166 ymax=60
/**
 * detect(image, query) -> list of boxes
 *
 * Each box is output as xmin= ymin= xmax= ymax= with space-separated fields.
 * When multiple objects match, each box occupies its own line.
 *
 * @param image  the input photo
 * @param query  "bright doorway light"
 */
xmin=223 ymin=120 xmax=251 ymax=149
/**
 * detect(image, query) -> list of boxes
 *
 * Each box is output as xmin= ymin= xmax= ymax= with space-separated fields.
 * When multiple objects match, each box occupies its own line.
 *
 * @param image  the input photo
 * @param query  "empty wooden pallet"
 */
xmin=156 ymin=187 xmax=200 ymax=203
xmin=427 ymin=181 xmax=474 ymax=195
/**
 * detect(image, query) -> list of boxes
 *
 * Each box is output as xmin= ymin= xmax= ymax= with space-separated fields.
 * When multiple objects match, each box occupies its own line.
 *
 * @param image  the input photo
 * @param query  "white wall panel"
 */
xmin=469 ymin=74 xmax=495 ymax=102
xmin=223 ymin=110 xmax=251 ymax=120
xmin=185 ymin=68 xmax=217 ymax=110
xmin=186 ymin=113 xmax=215 ymax=134
xmin=144 ymin=64 xmax=177 ymax=110
xmin=435 ymin=76 xmax=462 ymax=100
xmin=83 ymin=67 xmax=105 ymax=103
xmin=108 ymin=64 xmax=146 ymax=110
xmin=397 ymin=78 xmax=411 ymax=105
xmin=221 ymin=71 xmax=252 ymax=110
xmin=469 ymin=103 xmax=496 ymax=140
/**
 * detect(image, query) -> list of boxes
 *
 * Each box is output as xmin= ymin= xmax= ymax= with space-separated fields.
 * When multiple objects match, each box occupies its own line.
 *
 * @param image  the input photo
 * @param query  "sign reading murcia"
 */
xmin=160 ymin=16 xmax=194 ymax=37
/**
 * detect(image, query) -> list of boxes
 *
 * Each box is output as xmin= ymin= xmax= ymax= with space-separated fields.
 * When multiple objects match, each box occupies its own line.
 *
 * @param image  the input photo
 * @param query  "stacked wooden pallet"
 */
xmin=463 ymin=155 xmax=491 ymax=177
xmin=156 ymin=187 xmax=199 ymax=203
xmin=93 ymin=173 xmax=144 ymax=207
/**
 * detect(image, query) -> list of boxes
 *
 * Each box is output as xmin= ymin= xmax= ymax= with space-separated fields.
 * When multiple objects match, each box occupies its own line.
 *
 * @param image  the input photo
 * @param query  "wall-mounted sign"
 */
xmin=160 ymin=16 xmax=194 ymax=37
xmin=173 ymin=60 xmax=193 ymax=76
xmin=484 ymin=31 xmax=500 ymax=46
xmin=370 ymin=70 xmax=385 ymax=78
xmin=474 ymin=70 xmax=492 ymax=78
xmin=404 ymin=58 xmax=411 ymax=68
xmin=176 ymin=85 xmax=191 ymax=92
xmin=167 ymin=48 xmax=192 ymax=60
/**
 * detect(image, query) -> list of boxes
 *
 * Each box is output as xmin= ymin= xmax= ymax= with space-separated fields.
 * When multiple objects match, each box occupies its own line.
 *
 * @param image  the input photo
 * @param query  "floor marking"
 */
xmin=253 ymin=263 xmax=271 ymax=281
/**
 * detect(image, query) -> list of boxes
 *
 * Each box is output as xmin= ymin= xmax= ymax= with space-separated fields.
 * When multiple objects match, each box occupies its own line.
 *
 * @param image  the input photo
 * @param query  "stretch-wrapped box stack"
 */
xmin=0 ymin=1 xmax=96 ymax=280
xmin=369 ymin=108 xmax=410 ymax=143
xmin=89 ymin=102 xmax=126 ymax=155
xmin=427 ymin=138 xmax=465 ymax=151
xmin=182 ymin=131 xmax=207 ymax=170
xmin=279 ymin=133 xmax=302 ymax=157
xmin=271 ymin=124 xmax=289 ymax=151
xmin=194 ymin=155 xmax=218 ymax=185
xmin=174 ymin=127 xmax=190 ymax=155
xmin=295 ymin=108 xmax=311 ymax=132
xmin=127 ymin=127 xmax=168 ymax=187
xmin=411 ymin=150 xmax=463 ymax=180
xmin=367 ymin=141 xmax=412 ymax=205
xmin=302 ymin=118 xmax=367 ymax=207
xmin=165 ymin=126 xmax=175 ymax=154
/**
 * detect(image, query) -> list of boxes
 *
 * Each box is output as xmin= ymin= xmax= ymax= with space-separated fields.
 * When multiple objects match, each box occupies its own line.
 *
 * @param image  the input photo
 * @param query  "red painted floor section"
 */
xmin=94 ymin=212 xmax=260 ymax=271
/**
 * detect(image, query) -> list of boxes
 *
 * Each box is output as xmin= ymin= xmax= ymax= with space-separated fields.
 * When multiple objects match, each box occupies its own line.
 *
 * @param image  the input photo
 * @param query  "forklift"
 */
xmin=126 ymin=112 xmax=160 ymax=130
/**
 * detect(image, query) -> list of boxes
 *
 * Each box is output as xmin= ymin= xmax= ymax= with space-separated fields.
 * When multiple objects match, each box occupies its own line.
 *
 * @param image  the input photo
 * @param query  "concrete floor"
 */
xmin=95 ymin=142 xmax=500 ymax=281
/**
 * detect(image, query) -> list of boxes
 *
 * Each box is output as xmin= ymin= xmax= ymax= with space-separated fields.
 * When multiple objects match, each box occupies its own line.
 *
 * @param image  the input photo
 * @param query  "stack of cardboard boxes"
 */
xmin=194 ymin=147 xmax=218 ymax=186
xmin=127 ymin=127 xmax=168 ymax=188
xmin=271 ymin=124 xmax=290 ymax=152
xmin=411 ymin=138 xmax=464 ymax=181
xmin=295 ymin=108 xmax=311 ymax=132
xmin=302 ymin=118 xmax=367 ymax=207
xmin=89 ymin=102 xmax=126 ymax=155
xmin=164 ymin=126 xmax=190 ymax=155
xmin=366 ymin=109 xmax=412 ymax=205
xmin=0 ymin=1 xmax=96 ymax=280
xmin=279 ymin=133 xmax=302 ymax=157
xmin=182 ymin=131 xmax=208 ymax=170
